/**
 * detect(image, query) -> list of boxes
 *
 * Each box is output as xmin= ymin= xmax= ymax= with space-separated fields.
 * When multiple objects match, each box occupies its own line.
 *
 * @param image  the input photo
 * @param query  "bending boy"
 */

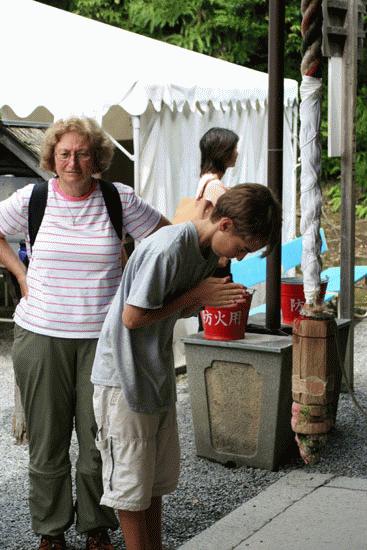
xmin=91 ymin=183 xmax=281 ymax=550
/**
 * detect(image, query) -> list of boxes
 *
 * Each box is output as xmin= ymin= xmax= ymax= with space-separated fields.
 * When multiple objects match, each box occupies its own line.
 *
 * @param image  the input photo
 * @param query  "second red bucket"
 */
xmin=281 ymin=277 xmax=328 ymax=325
xmin=200 ymin=291 xmax=253 ymax=341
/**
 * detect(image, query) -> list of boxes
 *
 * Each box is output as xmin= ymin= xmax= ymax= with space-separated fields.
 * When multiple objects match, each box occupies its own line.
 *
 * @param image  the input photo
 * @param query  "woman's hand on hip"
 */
xmin=17 ymin=273 xmax=29 ymax=299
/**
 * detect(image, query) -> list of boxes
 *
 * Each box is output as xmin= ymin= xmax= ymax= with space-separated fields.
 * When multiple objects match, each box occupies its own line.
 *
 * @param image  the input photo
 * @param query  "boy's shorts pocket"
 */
xmin=95 ymin=432 xmax=115 ymax=491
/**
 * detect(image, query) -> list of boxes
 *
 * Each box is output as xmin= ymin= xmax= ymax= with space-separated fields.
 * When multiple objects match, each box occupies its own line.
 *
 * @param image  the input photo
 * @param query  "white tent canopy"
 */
xmin=1 ymin=1 xmax=297 ymax=228
xmin=1 ymin=0 xmax=297 ymax=119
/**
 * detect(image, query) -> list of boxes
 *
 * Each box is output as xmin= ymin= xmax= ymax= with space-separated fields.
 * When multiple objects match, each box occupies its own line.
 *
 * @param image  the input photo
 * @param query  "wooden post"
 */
xmin=266 ymin=0 xmax=285 ymax=331
xmin=340 ymin=1 xmax=358 ymax=390
xmin=291 ymin=317 xmax=342 ymax=463
xmin=292 ymin=318 xmax=341 ymax=408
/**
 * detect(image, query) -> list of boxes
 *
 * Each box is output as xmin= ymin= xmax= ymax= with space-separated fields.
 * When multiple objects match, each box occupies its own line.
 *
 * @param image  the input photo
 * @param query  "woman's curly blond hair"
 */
xmin=40 ymin=117 xmax=114 ymax=174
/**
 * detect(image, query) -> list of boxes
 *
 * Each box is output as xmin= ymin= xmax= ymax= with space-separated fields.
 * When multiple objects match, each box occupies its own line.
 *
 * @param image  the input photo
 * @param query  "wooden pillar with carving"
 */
xmin=291 ymin=317 xmax=341 ymax=463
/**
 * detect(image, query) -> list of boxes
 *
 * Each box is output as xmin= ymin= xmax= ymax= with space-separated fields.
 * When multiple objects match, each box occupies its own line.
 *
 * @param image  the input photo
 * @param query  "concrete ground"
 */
xmin=179 ymin=470 xmax=367 ymax=550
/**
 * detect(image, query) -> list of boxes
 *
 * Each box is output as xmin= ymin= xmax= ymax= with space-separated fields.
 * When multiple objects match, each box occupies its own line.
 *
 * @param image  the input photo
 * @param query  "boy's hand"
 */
xmin=191 ymin=276 xmax=247 ymax=307
xmin=122 ymin=277 xmax=247 ymax=330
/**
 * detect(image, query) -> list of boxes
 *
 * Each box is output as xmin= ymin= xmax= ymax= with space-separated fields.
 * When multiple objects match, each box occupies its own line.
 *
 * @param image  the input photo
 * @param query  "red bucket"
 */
xmin=200 ymin=291 xmax=253 ymax=341
xmin=281 ymin=277 xmax=328 ymax=325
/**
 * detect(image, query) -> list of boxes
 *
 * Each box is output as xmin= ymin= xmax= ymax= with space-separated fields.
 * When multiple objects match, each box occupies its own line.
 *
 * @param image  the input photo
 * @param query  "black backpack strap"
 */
xmin=28 ymin=182 xmax=49 ymax=251
xmin=99 ymin=180 xmax=123 ymax=241
xmin=28 ymin=180 xmax=123 ymax=250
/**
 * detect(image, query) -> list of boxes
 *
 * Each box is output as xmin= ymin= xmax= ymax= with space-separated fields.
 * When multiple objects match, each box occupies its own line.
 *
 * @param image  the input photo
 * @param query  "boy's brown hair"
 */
xmin=211 ymin=183 xmax=282 ymax=257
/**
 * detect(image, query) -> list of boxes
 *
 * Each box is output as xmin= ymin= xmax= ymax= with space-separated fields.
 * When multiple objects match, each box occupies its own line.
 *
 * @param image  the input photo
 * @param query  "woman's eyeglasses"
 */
xmin=55 ymin=151 xmax=92 ymax=161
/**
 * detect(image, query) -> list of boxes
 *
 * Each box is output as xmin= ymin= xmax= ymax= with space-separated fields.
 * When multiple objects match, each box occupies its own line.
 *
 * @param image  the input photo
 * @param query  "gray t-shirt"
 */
xmin=91 ymin=222 xmax=218 ymax=414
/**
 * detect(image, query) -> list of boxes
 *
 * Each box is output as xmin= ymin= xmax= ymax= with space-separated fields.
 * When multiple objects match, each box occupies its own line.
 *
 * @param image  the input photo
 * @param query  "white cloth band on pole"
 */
xmin=300 ymin=76 xmax=323 ymax=304
xmin=132 ymin=116 xmax=141 ymax=197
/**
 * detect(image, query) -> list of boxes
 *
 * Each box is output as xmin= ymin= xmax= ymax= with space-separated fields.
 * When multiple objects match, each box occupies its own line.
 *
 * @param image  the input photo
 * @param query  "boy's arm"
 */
xmin=122 ymin=276 xmax=247 ymax=329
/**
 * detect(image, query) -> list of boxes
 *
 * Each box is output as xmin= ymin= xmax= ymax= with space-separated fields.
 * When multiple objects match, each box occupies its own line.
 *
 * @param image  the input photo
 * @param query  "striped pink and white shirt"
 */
xmin=0 ymin=178 xmax=161 ymax=338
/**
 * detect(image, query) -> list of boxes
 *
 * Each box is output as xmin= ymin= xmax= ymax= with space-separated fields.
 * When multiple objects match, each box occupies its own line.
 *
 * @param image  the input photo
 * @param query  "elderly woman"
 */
xmin=0 ymin=117 xmax=170 ymax=550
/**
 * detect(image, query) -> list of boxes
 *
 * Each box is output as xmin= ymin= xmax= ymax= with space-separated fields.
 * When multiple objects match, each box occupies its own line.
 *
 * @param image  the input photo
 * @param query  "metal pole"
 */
xmin=104 ymin=131 xmax=134 ymax=162
xmin=132 ymin=115 xmax=141 ymax=196
xmin=266 ymin=0 xmax=285 ymax=330
xmin=340 ymin=1 xmax=358 ymax=389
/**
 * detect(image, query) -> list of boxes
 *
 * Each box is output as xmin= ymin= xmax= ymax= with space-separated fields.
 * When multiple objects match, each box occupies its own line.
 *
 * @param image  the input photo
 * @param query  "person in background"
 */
xmin=196 ymin=127 xmax=239 ymax=329
xmin=195 ymin=127 xmax=239 ymax=237
xmin=0 ymin=116 xmax=172 ymax=550
xmin=91 ymin=183 xmax=282 ymax=550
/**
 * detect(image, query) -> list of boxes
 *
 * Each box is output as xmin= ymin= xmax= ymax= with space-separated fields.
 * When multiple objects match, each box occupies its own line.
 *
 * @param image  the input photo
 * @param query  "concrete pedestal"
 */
xmin=183 ymin=319 xmax=350 ymax=471
xmin=183 ymin=332 xmax=294 ymax=471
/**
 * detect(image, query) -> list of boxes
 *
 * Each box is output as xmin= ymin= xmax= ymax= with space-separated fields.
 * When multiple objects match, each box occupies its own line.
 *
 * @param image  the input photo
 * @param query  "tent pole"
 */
xmin=132 ymin=115 xmax=141 ymax=196
xmin=292 ymin=103 xmax=299 ymax=240
xmin=266 ymin=0 xmax=285 ymax=331
xmin=104 ymin=131 xmax=134 ymax=162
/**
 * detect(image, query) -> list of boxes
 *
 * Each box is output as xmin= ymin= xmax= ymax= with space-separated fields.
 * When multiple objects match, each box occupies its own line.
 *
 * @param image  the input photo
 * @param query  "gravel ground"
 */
xmin=1 ymin=319 xmax=367 ymax=550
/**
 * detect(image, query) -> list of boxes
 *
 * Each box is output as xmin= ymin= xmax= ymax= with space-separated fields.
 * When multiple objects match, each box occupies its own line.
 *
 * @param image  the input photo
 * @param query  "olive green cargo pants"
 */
xmin=12 ymin=325 xmax=118 ymax=536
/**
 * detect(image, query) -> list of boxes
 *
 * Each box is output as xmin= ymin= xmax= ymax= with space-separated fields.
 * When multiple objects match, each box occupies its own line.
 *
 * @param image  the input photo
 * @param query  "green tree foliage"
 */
xmin=355 ymin=85 xmax=367 ymax=218
xmin=322 ymin=83 xmax=367 ymax=219
xmin=70 ymin=0 xmax=129 ymax=27
xmin=44 ymin=0 xmax=301 ymax=80
xmin=356 ymin=86 xmax=367 ymax=191
xmin=124 ymin=0 xmax=270 ymax=70
xmin=40 ymin=0 xmax=75 ymax=9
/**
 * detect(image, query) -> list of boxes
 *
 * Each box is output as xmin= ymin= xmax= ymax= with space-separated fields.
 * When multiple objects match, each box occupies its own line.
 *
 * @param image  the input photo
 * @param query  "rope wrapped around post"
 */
xmin=301 ymin=0 xmax=323 ymax=78
xmin=299 ymin=0 xmax=325 ymax=309
xmin=291 ymin=1 xmax=338 ymax=465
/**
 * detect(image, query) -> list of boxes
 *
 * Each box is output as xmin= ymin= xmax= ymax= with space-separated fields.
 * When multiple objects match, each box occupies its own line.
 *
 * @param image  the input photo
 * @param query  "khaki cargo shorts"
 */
xmin=93 ymin=385 xmax=180 ymax=511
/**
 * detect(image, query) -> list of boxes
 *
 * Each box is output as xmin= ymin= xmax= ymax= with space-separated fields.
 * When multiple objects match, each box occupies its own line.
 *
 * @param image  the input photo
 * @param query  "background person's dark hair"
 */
xmin=200 ymin=127 xmax=239 ymax=177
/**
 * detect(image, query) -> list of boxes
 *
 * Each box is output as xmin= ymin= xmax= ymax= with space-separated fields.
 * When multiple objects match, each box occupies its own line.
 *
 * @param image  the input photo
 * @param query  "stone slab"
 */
xmin=183 ymin=331 xmax=292 ymax=354
xmin=235 ymin=483 xmax=367 ymax=549
xmin=327 ymin=475 xmax=367 ymax=491
xmin=178 ymin=472 xmax=334 ymax=550
xmin=178 ymin=472 xmax=367 ymax=549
